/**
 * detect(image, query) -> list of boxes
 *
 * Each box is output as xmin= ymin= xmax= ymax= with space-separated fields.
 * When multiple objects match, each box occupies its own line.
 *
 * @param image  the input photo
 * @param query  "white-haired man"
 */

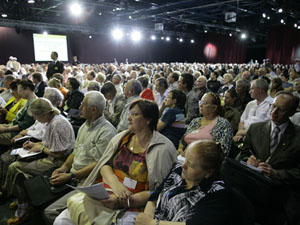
xmin=43 ymin=91 xmax=117 ymax=223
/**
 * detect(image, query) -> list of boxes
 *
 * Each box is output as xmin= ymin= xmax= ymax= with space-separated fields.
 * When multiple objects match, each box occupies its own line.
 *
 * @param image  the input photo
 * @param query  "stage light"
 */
xmin=280 ymin=19 xmax=284 ymax=24
xmin=28 ymin=0 xmax=35 ymax=3
xmin=99 ymin=12 xmax=102 ymax=16
xmin=151 ymin=35 xmax=156 ymax=40
xmin=70 ymin=3 xmax=82 ymax=16
xmin=129 ymin=16 xmax=132 ymax=19
xmin=161 ymin=37 xmax=164 ymax=40
xmin=112 ymin=28 xmax=124 ymax=41
xmin=241 ymin=33 xmax=247 ymax=39
xmin=43 ymin=31 xmax=48 ymax=35
xmin=131 ymin=30 xmax=142 ymax=42
xmin=262 ymin=13 xmax=266 ymax=18
xmin=179 ymin=38 xmax=183 ymax=42
xmin=295 ymin=23 xmax=298 ymax=28
xmin=298 ymin=26 xmax=300 ymax=30
xmin=267 ymin=16 xmax=270 ymax=20
xmin=166 ymin=37 xmax=170 ymax=41
xmin=229 ymin=33 xmax=232 ymax=36
xmin=190 ymin=39 xmax=194 ymax=43
xmin=1 ymin=14 xmax=7 ymax=18
xmin=89 ymin=35 xmax=92 ymax=39
xmin=204 ymin=30 xmax=208 ymax=33
xmin=278 ymin=8 xmax=283 ymax=13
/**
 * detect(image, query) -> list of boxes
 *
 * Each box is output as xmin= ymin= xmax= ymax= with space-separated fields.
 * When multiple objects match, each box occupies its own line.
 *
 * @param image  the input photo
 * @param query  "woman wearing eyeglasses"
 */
xmin=178 ymin=92 xmax=233 ymax=155
xmin=54 ymin=99 xmax=177 ymax=225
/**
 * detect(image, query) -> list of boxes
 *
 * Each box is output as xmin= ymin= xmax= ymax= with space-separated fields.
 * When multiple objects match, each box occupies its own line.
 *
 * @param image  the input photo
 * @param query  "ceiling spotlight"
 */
xmin=204 ymin=30 xmax=208 ymax=33
xmin=70 ymin=3 xmax=82 ymax=16
xmin=112 ymin=28 xmax=124 ymax=41
xmin=129 ymin=16 xmax=132 ymax=19
xmin=166 ymin=37 xmax=170 ymax=41
xmin=28 ymin=0 xmax=35 ymax=3
xmin=229 ymin=33 xmax=232 ymax=36
xmin=161 ymin=37 xmax=164 ymax=40
xmin=43 ymin=31 xmax=48 ymax=35
xmin=241 ymin=33 xmax=247 ymax=39
xmin=267 ymin=16 xmax=270 ymax=20
xmin=298 ymin=26 xmax=300 ymax=29
xmin=280 ymin=19 xmax=284 ymax=24
xmin=151 ymin=35 xmax=156 ymax=40
xmin=262 ymin=13 xmax=266 ymax=18
xmin=278 ymin=8 xmax=283 ymax=13
xmin=295 ymin=23 xmax=298 ymax=28
xmin=89 ymin=35 xmax=92 ymax=39
xmin=179 ymin=38 xmax=183 ymax=42
xmin=1 ymin=14 xmax=7 ymax=18
xmin=131 ymin=30 xmax=142 ymax=42
xmin=113 ymin=9 xmax=116 ymax=12
xmin=190 ymin=39 xmax=194 ymax=43
xmin=99 ymin=12 xmax=102 ymax=16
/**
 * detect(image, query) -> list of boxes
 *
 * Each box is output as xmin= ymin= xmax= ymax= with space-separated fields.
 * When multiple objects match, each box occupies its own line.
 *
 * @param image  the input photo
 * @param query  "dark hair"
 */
xmin=275 ymin=91 xmax=300 ymax=112
xmin=137 ymin=77 xmax=149 ymax=88
xmin=52 ymin=51 xmax=58 ymax=58
xmin=68 ymin=77 xmax=80 ymax=90
xmin=181 ymin=73 xmax=194 ymax=91
xmin=171 ymin=72 xmax=179 ymax=81
xmin=52 ymin=73 xmax=64 ymax=84
xmin=4 ymin=70 xmax=13 ymax=75
xmin=9 ymin=79 xmax=20 ymax=90
xmin=101 ymin=81 xmax=117 ymax=96
xmin=129 ymin=99 xmax=159 ymax=131
xmin=18 ymin=79 xmax=35 ymax=91
xmin=88 ymin=71 xmax=96 ymax=79
xmin=271 ymin=77 xmax=284 ymax=92
xmin=206 ymin=92 xmax=225 ymax=117
xmin=170 ymin=89 xmax=186 ymax=111
xmin=156 ymin=77 xmax=168 ymax=90
xmin=32 ymin=72 xmax=43 ymax=82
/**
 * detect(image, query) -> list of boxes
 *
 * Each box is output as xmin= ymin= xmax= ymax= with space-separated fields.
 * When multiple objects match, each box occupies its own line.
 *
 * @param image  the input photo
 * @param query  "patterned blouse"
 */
xmin=151 ymin=164 xmax=226 ymax=222
xmin=43 ymin=114 xmax=75 ymax=153
xmin=181 ymin=116 xmax=233 ymax=154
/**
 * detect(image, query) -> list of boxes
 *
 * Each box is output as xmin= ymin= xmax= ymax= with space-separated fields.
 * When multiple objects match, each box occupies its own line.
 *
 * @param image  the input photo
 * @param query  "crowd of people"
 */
xmin=0 ymin=52 xmax=300 ymax=225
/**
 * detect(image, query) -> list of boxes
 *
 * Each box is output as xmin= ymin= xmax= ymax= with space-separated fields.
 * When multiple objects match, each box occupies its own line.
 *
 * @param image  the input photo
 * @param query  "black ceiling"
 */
xmin=0 ymin=0 xmax=300 ymax=40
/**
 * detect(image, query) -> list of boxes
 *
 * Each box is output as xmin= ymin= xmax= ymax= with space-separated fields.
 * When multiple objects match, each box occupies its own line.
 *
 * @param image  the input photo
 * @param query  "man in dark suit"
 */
xmin=46 ymin=51 xmax=64 ymax=80
xmin=32 ymin=72 xmax=47 ymax=97
xmin=240 ymin=91 xmax=300 ymax=224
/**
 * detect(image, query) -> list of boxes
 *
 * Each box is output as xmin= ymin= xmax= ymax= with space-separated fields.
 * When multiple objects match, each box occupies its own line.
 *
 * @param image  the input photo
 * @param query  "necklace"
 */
xmin=130 ymin=135 xmax=152 ymax=153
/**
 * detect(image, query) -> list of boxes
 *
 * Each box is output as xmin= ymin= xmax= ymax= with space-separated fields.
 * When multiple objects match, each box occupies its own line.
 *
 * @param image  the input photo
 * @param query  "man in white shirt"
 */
xmin=234 ymin=78 xmax=273 ymax=142
xmin=154 ymin=77 xmax=169 ymax=109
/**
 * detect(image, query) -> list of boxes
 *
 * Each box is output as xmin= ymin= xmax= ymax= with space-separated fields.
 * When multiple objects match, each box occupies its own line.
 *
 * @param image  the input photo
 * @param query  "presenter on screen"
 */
xmin=46 ymin=51 xmax=64 ymax=80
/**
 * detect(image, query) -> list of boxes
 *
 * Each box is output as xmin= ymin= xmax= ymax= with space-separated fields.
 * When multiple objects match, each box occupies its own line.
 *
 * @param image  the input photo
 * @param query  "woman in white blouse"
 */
xmin=4 ymin=98 xmax=75 ymax=225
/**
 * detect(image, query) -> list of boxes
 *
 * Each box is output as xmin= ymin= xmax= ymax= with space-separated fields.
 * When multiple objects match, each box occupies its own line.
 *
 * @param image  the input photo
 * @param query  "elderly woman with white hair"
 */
xmin=4 ymin=97 xmax=75 ymax=225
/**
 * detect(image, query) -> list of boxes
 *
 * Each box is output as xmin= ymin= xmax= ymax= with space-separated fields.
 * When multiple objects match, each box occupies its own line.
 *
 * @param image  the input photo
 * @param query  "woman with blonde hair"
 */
xmin=4 ymin=98 xmax=75 ymax=225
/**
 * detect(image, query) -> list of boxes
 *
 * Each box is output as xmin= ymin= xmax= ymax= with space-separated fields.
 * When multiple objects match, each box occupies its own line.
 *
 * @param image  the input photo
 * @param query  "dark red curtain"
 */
xmin=266 ymin=25 xmax=300 ymax=64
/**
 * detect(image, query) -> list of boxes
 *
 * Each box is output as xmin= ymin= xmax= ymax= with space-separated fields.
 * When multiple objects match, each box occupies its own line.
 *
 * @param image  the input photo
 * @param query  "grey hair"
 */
xmin=236 ymin=79 xmax=250 ymax=89
xmin=88 ymin=81 xmax=101 ymax=91
xmin=129 ymin=79 xmax=142 ymax=95
xmin=43 ymin=87 xmax=64 ymax=107
xmin=252 ymin=78 xmax=269 ymax=93
xmin=85 ymin=91 xmax=106 ymax=114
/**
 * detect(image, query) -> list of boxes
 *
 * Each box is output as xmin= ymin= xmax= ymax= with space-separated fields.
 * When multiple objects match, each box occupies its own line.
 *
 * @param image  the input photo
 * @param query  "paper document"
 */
xmin=240 ymin=161 xmax=262 ymax=173
xmin=66 ymin=183 xmax=109 ymax=200
xmin=10 ymin=148 xmax=42 ymax=158
xmin=14 ymin=135 xmax=32 ymax=142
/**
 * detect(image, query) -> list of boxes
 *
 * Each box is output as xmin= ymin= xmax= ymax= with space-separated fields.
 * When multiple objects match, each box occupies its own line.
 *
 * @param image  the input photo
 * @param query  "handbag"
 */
xmin=24 ymin=167 xmax=77 ymax=207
